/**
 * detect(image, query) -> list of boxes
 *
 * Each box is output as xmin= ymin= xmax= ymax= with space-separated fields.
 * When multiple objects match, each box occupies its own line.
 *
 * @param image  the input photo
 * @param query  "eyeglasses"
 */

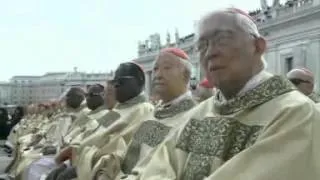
xmin=195 ymin=31 xmax=258 ymax=53
xmin=110 ymin=76 xmax=135 ymax=87
xmin=289 ymin=79 xmax=310 ymax=85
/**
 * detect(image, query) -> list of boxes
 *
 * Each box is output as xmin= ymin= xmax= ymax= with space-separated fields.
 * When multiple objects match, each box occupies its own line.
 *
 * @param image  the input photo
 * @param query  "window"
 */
xmin=285 ymin=57 xmax=293 ymax=73
xmin=191 ymin=66 xmax=197 ymax=79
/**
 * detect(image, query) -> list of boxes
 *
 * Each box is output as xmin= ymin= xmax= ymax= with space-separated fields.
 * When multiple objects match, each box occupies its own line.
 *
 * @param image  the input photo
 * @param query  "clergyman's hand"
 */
xmin=55 ymin=146 xmax=72 ymax=164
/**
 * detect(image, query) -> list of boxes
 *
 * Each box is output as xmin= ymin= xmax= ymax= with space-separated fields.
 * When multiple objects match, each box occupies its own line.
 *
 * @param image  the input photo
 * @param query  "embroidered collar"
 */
xmin=214 ymin=75 xmax=295 ymax=115
xmin=115 ymin=93 xmax=147 ymax=110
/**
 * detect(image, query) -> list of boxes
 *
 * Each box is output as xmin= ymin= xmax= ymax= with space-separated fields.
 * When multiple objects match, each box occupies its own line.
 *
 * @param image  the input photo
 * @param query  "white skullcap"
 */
xmin=224 ymin=8 xmax=261 ymax=38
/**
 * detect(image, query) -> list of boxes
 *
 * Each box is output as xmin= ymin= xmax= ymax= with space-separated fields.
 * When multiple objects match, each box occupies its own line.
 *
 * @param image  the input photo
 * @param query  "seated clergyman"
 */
xmin=88 ymin=48 xmax=197 ymax=180
xmin=133 ymin=8 xmax=320 ymax=180
xmin=22 ymin=85 xmax=107 ymax=180
xmin=44 ymin=62 xmax=154 ymax=180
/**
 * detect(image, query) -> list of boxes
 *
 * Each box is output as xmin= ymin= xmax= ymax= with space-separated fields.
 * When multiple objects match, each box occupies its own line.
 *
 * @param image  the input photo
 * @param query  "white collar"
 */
xmin=237 ymin=70 xmax=272 ymax=96
xmin=219 ymin=70 xmax=273 ymax=100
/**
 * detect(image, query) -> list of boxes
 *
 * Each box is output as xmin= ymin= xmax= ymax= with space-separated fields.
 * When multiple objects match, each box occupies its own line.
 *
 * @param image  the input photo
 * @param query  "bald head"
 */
xmin=197 ymin=8 xmax=260 ymax=41
xmin=287 ymin=68 xmax=314 ymax=95
xmin=287 ymin=68 xmax=314 ymax=84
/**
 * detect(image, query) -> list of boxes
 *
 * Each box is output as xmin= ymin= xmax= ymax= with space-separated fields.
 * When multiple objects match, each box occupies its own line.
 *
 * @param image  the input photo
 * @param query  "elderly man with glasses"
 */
xmin=134 ymin=8 xmax=320 ymax=180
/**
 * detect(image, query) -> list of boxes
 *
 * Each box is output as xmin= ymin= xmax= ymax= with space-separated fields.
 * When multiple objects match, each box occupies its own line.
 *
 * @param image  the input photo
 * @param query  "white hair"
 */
xmin=196 ymin=8 xmax=267 ymax=69
xmin=152 ymin=55 xmax=193 ymax=86
xmin=178 ymin=57 xmax=193 ymax=82
xmin=227 ymin=9 xmax=261 ymax=38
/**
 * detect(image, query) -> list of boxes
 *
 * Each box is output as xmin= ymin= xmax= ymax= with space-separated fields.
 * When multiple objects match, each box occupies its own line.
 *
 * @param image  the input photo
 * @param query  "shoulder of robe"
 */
xmin=272 ymin=90 xmax=316 ymax=112
xmin=139 ymin=102 xmax=155 ymax=115
xmin=184 ymin=96 xmax=213 ymax=119
xmin=81 ymin=107 xmax=91 ymax=114
xmin=115 ymin=101 xmax=154 ymax=113
xmin=144 ymin=102 xmax=155 ymax=110
xmin=260 ymin=90 xmax=320 ymax=130
xmin=315 ymin=103 xmax=320 ymax=111
xmin=167 ymin=97 xmax=214 ymax=139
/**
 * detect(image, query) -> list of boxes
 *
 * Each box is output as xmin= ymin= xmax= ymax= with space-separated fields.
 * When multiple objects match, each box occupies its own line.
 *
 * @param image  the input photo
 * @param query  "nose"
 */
xmin=205 ymin=42 xmax=219 ymax=58
xmin=152 ymin=68 xmax=163 ymax=81
xmin=202 ymin=43 xmax=219 ymax=66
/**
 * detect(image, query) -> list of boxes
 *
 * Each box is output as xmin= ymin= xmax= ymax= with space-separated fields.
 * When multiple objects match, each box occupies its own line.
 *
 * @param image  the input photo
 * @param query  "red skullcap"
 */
xmin=199 ymin=78 xmax=214 ymax=89
xmin=161 ymin=48 xmax=189 ymax=60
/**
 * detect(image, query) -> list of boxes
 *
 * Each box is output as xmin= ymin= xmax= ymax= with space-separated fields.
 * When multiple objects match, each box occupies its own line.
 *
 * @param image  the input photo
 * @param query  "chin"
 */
xmin=154 ymin=88 xmax=165 ymax=95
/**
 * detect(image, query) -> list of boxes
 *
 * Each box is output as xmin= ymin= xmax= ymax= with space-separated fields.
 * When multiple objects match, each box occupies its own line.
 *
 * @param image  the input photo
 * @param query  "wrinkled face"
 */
xmin=86 ymin=85 xmax=104 ymax=110
xmin=197 ymin=12 xmax=263 ymax=90
xmin=289 ymin=78 xmax=313 ymax=95
xmin=152 ymin=52 xmax=186 ymax=97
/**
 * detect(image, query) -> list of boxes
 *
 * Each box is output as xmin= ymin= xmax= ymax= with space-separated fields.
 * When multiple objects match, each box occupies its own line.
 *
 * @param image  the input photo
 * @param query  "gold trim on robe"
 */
xmin=91 ymin=97 xmax=196 ymax=180
xmin=136 ymin=75 xmax=320 ymax=180
xmin=76 ymin=94 xmax=154 ymax=180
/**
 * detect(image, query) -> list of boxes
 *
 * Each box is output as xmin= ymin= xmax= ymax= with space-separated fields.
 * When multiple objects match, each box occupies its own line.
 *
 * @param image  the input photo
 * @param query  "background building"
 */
xmin=135 ymin=0 xmax=320 ymax=96
xmin=0 ymin=82 xmax=12 ymax=105
xmin=2 ymin=67 xmax=112 ymax=106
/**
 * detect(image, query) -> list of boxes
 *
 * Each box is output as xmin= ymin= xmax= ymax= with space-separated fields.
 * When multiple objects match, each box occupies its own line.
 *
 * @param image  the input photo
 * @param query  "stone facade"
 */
xmin=2 ymin=68 xmax=112 ymax=106
xmin=0 ymin=82 xmax=12 ymax=105
xmin=135 ymin=0 xmax=320 ymax=96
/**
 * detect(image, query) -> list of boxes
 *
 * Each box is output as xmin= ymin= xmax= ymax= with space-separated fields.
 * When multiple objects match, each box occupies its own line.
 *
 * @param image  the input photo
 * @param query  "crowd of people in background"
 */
xmin=0 ymin=106 xmax=24 ymax=140
xmin=1 ymin=7 xmax=320 ymax=180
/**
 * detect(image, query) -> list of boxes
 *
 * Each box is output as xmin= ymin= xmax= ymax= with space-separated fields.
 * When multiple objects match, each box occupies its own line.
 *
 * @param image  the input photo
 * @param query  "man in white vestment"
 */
xmin=287 ymin=67 xmax=319 ymax=102
xmin=18 ymin=87 xmax=86 ymax=180
xmin=135 ymin=8 xmax=320 ymax=180
xmin=23 ymin=85 xmax=106 ymax=180
xmin=46 ymin=62 xmax=154 ymax=180
xmin=90 ymin=48 xmax=197 ymax=180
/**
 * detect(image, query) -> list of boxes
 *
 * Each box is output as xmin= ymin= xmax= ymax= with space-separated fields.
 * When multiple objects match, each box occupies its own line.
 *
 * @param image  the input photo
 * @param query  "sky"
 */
xmin=0 ymin=0 xmax=278 ymax=81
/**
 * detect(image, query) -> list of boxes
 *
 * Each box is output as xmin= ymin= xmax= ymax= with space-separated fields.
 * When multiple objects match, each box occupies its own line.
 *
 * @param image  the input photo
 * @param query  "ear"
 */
xmin=255 ymin=37 xmax=266 ymax=55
